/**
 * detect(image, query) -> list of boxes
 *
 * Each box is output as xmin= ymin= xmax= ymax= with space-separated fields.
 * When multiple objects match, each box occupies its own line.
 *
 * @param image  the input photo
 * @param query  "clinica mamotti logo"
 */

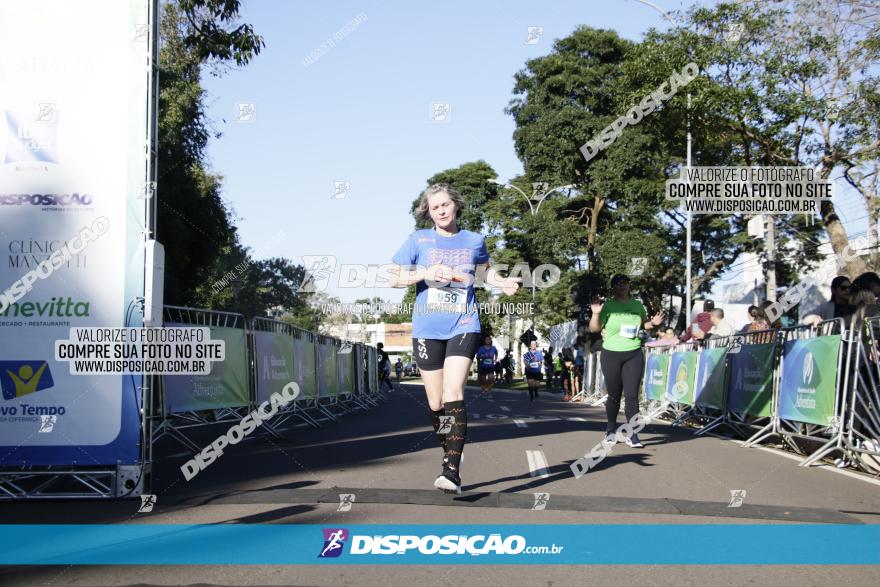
xmin=0 ymin=360 xmax=54 ymax=400
xmin=8 ymin=238 xmax=88 ymax=270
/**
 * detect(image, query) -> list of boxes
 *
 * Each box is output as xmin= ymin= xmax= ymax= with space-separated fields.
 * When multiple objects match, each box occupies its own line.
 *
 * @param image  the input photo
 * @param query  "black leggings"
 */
xmin=600 ymin=348 xmax=645 ymax=434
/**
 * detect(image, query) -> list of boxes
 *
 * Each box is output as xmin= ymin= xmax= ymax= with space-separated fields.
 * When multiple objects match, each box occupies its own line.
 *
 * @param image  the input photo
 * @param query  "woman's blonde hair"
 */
xmin=415 ymin=183 xmax=466 ymax=225
xmin=850 ymin=288 xmax=876 ymax=308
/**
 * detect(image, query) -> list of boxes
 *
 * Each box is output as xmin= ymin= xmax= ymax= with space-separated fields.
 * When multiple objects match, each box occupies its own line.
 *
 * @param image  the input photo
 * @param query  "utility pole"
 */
xmin=766 ymin=216 xmax=777 ymax=302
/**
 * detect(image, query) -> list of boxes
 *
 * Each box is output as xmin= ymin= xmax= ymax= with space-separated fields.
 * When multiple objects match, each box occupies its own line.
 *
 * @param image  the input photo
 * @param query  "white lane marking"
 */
xmin=526 ymin=450 xmax=550 ymax=478
xmin=513 ymin=419 xmax=528 ymax=429
xmin=500 ymin=405 xmax=511 ymax=412
xmin=567 ymin=416 xmax=586 ymax=422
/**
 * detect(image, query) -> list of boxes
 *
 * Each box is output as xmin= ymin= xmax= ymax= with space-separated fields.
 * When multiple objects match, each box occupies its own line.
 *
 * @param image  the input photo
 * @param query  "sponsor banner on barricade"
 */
xmin=253 ymin=330 xmax=294 ymax=405
xmin=367 ymin=347 xmax=378 ymax=392
xmin=778 ymin=335 xmax=841 ymax=426
xmin=728 ymin=343 xmax=775 ymax=417
xmin=354 ymin=345 xmax=364 ymax=392
xmin=644 ymin=353 xmax=669 ymax=401
xmin=164 ymin=325 xmax=249 ymax=412
xmin=336 ymin=347 xmax=353 ymax=394
xmin=1 ymin=524 xmax=878 ymax=564
xmin=292 ymin=337 xmax=317 ymax=401
xmin=316 ymin=340 xmax=338 ymax=399
xmin=694 ymin=347 xmax=727 ymax=410
xmin=0 ymin=0 xmax=149 ymax=466
xmin=666 ymin=351 xmax=698 ymax=404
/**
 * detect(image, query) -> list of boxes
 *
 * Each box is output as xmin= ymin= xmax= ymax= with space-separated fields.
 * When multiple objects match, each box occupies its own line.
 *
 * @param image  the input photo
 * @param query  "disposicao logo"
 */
xmin=318 ymin=528 xmax=348 ymax=558
xmin=0 ymin=360 xmax=54 ymax=400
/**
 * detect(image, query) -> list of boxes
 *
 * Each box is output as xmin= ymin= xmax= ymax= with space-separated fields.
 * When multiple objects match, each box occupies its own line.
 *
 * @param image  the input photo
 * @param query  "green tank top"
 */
xmin=599 ymin=298 xmax=647 ymax=352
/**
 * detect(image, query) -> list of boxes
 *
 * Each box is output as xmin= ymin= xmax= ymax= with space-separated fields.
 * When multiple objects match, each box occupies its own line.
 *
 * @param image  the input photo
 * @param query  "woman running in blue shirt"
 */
xmin=476 ymin=336 xmax=499 ymax=398
xmin=523 ymin=341 xmax=544 ymax=402
xmin=389 ymin=183 xmax=520 ymax=494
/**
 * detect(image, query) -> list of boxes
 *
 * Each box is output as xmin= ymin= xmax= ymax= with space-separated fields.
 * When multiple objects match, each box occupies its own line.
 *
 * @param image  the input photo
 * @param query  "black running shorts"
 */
xmin=413 ymin=333 xmax=482 ymax=371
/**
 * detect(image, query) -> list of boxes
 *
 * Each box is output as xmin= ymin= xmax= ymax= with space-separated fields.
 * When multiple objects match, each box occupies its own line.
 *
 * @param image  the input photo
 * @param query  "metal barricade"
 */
xmin=845 ymin=315 xmax=880 ymax=473
xmin=251 ymin=317 xmax=321 ymax=430
xmin=153 ymin=306 xmax=251 ymax=452
xmin=742 ymin=320 xmax=847 ymax=463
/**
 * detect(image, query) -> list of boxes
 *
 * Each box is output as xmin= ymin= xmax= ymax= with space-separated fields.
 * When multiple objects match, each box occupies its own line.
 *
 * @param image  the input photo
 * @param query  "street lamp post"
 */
xmin=627 ymin=0 xmax=693 ymax=326
xmin=487 ymin=179 xmax=574 ymax=338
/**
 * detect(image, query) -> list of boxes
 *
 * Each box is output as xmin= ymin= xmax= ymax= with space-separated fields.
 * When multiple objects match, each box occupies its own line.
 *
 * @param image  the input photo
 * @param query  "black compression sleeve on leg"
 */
xmin=430 ymin=407 xmax=447 ymax=452
xmin=443 ymin=400 xmax=468 ymax=474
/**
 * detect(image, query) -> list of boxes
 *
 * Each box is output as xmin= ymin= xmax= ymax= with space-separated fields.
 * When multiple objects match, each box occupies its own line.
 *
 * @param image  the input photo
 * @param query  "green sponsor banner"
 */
xmin=695 ymin=348 xmax=727 ymax=410
xmin=728 ymin=343 xmax=775 ymax=418
xmin=336 ymin=349 xmax=355 ymax=393
xmin=644 ymin=354 xmax=670 ymax=401
xmin=368 ymin=348 xmax=378 ymax=392
xmin=293 ymin=337 xmax=317 ymax=401
xmin=778 ymin=335 xmax=841 ymax=426
xmin=164 ymin=325 xmax=249 ymax=412
xmin=253 ymin=330 xmax=295 ymax=404
xmin=354 ymin=345 xmax=365 ymax=392
xmin=666 ymin=351 xmax=698 ymax=405
xmin=317 ymin=342 xmax=338 ymax=399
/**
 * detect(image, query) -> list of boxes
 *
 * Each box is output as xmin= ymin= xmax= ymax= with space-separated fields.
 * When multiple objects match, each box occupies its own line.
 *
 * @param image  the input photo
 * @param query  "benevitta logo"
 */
xmin=802 ymin=351 xmax=814 ymax=386
xmin=0 ymin=360 xmax=54 ymax=400
xmin=318 ymin=528 xmax=348 ymax=558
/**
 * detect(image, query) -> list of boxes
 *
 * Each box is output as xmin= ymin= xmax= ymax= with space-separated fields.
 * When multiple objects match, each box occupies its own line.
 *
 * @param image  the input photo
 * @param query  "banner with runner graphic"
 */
xmin=727 ymin=343 xmax=776 ymax=417
xmin=694 ymin=347 xmax=727 ymax=410
xmin=4 ymin=524 xmax=877 ymax=564
xmin=778 ymin=335 xmax=841 ymax=426
xmin=644 ymin=353 xmax=670 ymax=401
xmin=0 ymin=0 xmax=149 ymax=466
xmin=163 ymin=326 xmax=249 ymax=412
xmin=665 ymin=351 xmax=698 ymax=405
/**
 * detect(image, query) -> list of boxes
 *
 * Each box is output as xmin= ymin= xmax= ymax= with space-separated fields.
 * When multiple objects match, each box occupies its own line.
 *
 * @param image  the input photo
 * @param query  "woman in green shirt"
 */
xmin=589 ymin=274 xmax=664 ymax=448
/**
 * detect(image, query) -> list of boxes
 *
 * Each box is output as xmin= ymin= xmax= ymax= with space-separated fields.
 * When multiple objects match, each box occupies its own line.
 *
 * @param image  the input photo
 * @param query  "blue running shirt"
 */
xmin=476 ymin=345 xmax=498 ymax=369
xmin=392 ymin=228 xmax=489 ymax=339
xmin=523 ymin=350 xmax=544 ymax=374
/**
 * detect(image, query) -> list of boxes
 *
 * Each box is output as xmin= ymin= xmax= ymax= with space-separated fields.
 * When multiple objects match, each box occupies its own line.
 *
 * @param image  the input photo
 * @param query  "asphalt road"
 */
xmin=2 ymin=381 xmax=879 ymax=586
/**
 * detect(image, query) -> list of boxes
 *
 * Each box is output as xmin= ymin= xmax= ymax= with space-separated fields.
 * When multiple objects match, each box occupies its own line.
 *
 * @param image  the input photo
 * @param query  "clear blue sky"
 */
xmin=200 ymin=0 xmax=867 ymax=303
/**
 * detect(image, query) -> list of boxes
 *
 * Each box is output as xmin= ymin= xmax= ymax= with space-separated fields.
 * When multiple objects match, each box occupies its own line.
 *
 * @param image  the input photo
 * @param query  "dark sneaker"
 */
xmin=625 ymin=433 xmax=644 ymax=448
xmin=434 ymin=469 xmax=461 ymax=494
xmin=602 ymin=432 xmax=618 ymax=446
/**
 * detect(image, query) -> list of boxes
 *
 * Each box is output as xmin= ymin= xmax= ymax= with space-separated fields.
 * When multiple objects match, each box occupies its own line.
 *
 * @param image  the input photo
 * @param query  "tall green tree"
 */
xmin=157 ymin=1 xmax=268 ymax=309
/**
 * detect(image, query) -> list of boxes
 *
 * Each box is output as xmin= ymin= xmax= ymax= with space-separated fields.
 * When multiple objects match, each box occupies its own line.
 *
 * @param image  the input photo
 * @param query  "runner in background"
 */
xmin=544 ymin=346 xmax=555 ymax=389
xmin=394 ymin=358 xmax=403 ymax=385
xmin=573 ymin=346 xmax=585 ymax=398
xmin=554 ymin=351 xmax=564 ymax=395
xmin=377 ymin=342 xmax=394 ymax=392
xmin=590 ymin=274 xmax=664 ymax=448
xmin=524 ymin=341 xmax=544 ymax=402
xmin=388 ymin=183 xmax=520 ymax=494
xmin=561 ymin=347 xmax=575 ymax=401
xmin=476 ymin=335 xmax=499 ymax=398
